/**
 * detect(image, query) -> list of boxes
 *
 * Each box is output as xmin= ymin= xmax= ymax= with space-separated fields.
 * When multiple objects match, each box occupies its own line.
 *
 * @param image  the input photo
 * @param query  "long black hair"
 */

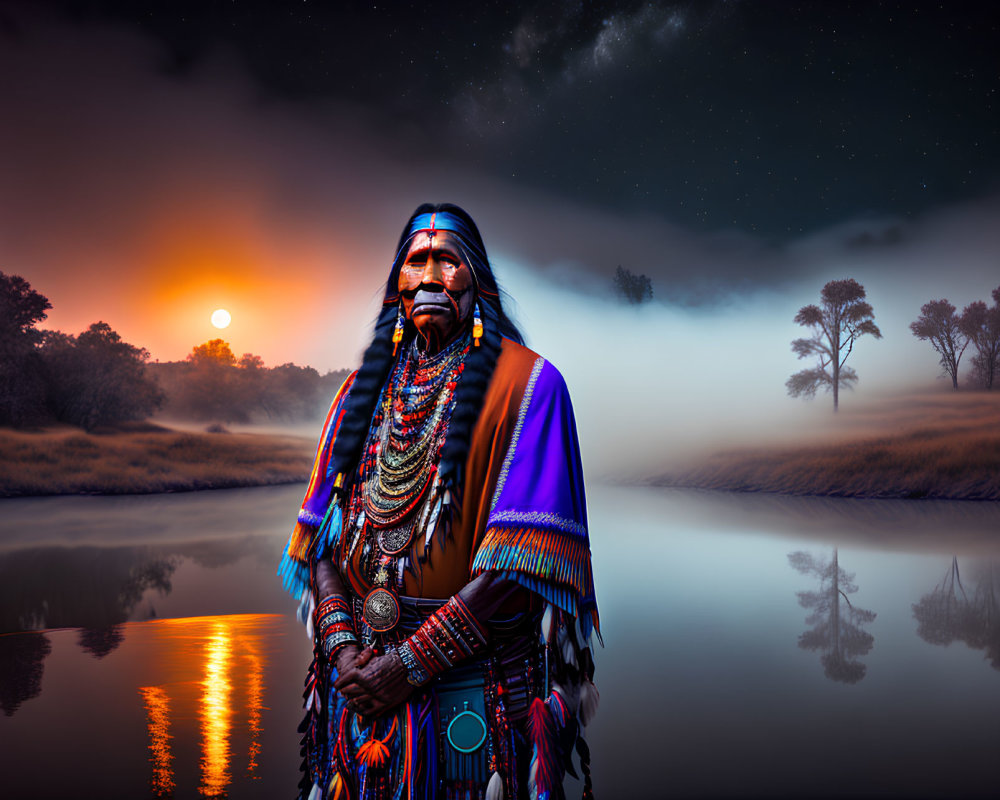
xmin=329 ymin=203 xmax=523 ymax=497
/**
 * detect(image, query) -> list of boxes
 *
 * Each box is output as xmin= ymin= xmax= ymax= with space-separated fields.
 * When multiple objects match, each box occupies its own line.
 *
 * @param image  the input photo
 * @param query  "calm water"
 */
xmin=1 ymin=484 xmax=999 ymax=799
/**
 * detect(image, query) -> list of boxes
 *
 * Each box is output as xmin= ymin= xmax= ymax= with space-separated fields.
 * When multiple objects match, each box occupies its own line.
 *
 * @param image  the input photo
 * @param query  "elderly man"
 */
xmin=279 ymin=204 xmax=599 ymax=800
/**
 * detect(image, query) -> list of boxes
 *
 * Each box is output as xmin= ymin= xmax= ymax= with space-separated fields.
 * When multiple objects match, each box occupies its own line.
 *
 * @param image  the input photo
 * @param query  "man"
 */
xmin=279 ymin=204 xmax=599 ymax=800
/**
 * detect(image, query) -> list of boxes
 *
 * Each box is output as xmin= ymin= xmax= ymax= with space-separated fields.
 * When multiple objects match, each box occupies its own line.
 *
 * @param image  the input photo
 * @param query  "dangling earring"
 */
xmin=472 ymin=302 xmax=483 ymax=347
xmin=392 ymin=306 xmax=405 ymax=356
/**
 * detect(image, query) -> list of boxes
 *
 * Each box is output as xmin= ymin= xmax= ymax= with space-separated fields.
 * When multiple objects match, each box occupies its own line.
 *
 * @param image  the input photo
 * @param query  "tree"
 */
xmin=788 ymin=549 xmax=877 ymax=684
xmin=914 ymin=558 xmax=1000 ymax=671
xmin=0 ymin=272 xmax=51 ymax=426
xmin=41 ymin=322 xmax=164 ymax=430
xmin=959 ymin=287 xmax=1000 ymax=389
xmin=786 ymin=278 xmax=882 ymax=411
xmin=188 ymin=338 xmax=237 ymax=366
xmin=613 ymin=265 xmax=653 ymax=304
xmin=910 ymin=299 xmax=969 ymax=389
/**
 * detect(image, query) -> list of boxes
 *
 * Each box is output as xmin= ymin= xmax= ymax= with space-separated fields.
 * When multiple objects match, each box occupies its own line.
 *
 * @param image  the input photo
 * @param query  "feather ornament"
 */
xmin=424 ymin=496 xmax=443 ymax=550
xmin=541 ymin=603 xmax=556 ymax=645
xmin=297 ymin=589 xmax=315 ymax=641
xmin=561 ymin=637 xmax=577 ymax=669
xmin=307 ymin=782 xmax=321 ymax=800
xmin=328 ymin=771 xmax=345 ymax=800
xmin=486 ymin=770 xmax=504 ymax=800
xmin=528 ymin=697 xmax=558 ymax=798
xmin=355 ymin=717 xmax=397 ymax=769
xmin=356 ymin=737 xmax=390 ymax=769
xmin=579 ymin=680 xmax=600 ymax=727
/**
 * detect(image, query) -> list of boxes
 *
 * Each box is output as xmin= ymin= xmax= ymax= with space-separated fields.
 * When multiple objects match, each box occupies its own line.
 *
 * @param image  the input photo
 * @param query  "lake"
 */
xmin=1 ymin=484 xmax=999 ymax=798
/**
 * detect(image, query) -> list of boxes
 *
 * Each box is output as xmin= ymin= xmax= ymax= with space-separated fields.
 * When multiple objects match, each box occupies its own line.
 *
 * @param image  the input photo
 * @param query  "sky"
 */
xmin=1 ymin=0 xmax=999 ymax=465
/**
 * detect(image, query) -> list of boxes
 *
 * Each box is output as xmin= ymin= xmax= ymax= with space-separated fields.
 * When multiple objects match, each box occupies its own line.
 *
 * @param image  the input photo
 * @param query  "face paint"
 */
xmin=397 ymin=231 xmax=475 ymax=353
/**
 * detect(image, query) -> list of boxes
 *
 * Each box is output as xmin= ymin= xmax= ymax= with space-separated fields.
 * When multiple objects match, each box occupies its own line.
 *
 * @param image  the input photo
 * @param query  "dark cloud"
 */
xmin=16 ymin=0 xmax=1000 ymax=240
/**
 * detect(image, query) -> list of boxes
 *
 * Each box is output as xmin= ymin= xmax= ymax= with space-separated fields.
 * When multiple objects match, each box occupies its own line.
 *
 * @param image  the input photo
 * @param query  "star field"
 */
xmin=17 ymin=0 xmax=1000 ymax=239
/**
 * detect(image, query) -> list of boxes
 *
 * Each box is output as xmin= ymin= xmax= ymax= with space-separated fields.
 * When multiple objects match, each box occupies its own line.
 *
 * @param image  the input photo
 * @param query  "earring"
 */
xmin=472 ymin=302 xmax=483 ymax=347
xmin=392 ymin=306 xmax=405 ymax=356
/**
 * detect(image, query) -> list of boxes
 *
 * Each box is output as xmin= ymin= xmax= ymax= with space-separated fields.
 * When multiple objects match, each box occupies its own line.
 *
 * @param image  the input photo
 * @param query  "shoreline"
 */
xmin=0 ymin=426 xmax=314 ymax=498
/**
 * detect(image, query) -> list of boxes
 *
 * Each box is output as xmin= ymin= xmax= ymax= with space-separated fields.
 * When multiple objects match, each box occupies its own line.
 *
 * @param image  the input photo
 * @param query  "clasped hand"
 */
xmin=333 ymin=644 xmax=414 ymax=718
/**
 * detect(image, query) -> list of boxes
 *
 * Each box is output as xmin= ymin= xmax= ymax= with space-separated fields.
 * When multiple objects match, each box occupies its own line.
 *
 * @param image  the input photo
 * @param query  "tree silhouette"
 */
xmin=914 ymin=558 xmax=1000 ymax=671
xmin=189 ymin=338 xmax=237 ymax=366
xmin=959 ymin=287 xmax=1000 ymax=389
xmin=968 ymin=563 xmax=1000 ymax=669
xmin=0 ymin=547 xmax=177 ymax=636
xmin=910 ymin=300 xmax=970 ymax=389
xmin=786 ymin=278 xmax=882 ymax=411
xmin=0 ymin=632 xmax=51 ymax=716
xmin=613 ymin=266 xmax=653 ymax=304
xmin=788 ymin=548 xmax=877 ymax=683
xmin=154 ymin=344 xmax=347 ymax=424
xmin=0 ymin=272 xmax=51 ymax=426
xmin=41 ymin=322 xmax=164 ymax=430
xmin=912 ymin=557 xmax=976 ymax=646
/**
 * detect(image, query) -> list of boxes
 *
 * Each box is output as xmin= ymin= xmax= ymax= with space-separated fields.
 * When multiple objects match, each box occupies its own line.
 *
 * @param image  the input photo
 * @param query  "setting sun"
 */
xmin=211 ymin=309 xmax=232 ymax=329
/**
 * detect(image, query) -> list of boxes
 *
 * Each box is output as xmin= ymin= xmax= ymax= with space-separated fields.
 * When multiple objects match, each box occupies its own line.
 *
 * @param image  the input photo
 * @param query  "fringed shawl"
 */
xmin=278 ymin=372 xmax=356 ymax=601
xmin=279 ymin=340 xmax=599 ymax=638
xmin=470 ymin=354 xmax=598 ymax=640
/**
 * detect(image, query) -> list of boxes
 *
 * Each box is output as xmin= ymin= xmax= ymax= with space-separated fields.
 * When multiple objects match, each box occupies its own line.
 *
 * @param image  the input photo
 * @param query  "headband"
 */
xmin=404 ymin=211 xmax=486 ymax=260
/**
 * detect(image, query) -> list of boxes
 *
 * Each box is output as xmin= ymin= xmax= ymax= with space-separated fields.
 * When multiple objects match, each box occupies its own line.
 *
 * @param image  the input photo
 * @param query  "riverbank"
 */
xmin=0 ymin=425 xmax=314 ymax=497
xmin=652 ymin=392 xmax=1000 ymax=501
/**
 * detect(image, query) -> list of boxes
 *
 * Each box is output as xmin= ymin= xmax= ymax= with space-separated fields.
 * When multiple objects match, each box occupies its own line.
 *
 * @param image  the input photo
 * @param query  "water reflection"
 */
xmin=0 ymin=546 xmax=177 ymax=635
xmin=138 ymin=615 xmax=269 ymax=798
xmin=914 ymin=558 xmax=1000 ymax=670
xmin=0 ymin=631 xmax=50 ymax=716
xmin=139 ymin=686 xmax=175 ymax=798
xmin=788 ymin=548 xmax=877 ymax=683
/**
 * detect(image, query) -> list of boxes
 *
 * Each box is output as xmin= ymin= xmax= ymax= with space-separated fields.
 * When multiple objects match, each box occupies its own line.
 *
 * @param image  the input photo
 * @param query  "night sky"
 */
xmin=27 ymin=0 xmax=998 ymax=236
xmin=1 ymin=1 xmax=998 ymax=404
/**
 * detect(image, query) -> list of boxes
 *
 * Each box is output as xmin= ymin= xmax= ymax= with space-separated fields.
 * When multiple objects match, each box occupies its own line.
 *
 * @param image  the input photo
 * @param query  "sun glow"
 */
xmin=211 ymin=309 xmax=232 ymax=329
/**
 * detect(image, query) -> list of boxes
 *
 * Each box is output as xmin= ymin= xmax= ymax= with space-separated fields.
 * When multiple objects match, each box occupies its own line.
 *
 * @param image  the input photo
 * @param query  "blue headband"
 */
xmin=405 ymin=211 xmax=486 ymax=259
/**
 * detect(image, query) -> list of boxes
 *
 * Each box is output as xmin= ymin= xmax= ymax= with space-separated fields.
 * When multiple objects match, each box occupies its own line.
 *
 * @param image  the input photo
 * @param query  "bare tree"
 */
xmin=613 ymin=266 xmax=653 ymax=304
xmin=910 ymin=299 xmax=969 ymax=389
xmin=959 ymin=287 xmax=1000 ymax=389
xmin=786 ymin=278 xmax=882 ymax=411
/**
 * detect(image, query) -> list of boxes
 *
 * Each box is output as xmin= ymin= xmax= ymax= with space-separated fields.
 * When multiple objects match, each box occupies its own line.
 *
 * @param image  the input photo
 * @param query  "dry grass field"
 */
xmin=653 ymin=391 xmax=1000 ymax=501
xmin=0 ymin=424 xmax=314 ymax=497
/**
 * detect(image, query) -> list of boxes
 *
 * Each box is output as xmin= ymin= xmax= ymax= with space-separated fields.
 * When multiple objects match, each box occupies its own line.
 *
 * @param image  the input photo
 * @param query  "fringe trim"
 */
xmin=471 ymin=525 xmax=599 ymax=638
xmin=286 ymin=521 xmax=319 ymax=564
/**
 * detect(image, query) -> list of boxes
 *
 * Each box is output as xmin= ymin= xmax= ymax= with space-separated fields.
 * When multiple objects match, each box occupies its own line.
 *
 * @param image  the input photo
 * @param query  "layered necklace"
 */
xmin=346 ymin=332 xmax=469 ymax=633
xmin=365 ymin=333 xmax=466 ymax=538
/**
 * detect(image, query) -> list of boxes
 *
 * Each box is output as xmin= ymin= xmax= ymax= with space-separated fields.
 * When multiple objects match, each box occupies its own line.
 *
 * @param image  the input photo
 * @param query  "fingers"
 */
xmin=333 ymin=665 xmax=370 ymax=693
xmin=356 ymin=646 xmax=375 ymax=667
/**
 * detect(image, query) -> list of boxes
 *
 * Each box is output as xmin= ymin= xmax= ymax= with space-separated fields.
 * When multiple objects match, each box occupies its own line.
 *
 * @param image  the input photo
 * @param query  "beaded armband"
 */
xmin=315 ymin=595 xmax=358 ymax=660
xmin=401 ymin=595 xmax=488 ymax=687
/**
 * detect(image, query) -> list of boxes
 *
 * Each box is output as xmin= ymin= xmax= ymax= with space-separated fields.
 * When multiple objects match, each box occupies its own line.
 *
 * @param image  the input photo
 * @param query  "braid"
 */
xmin=576 ymin=735 xmax=594 ymax=800
xmin=328 ymin=304 xmax=399 ymax=480
xmin=436 ymin=299 xmax=502 ymax=494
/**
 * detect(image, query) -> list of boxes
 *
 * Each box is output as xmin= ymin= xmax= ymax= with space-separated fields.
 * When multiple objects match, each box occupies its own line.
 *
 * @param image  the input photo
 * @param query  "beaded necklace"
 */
xmin=344 ymin=333 xmax=469 ymax=594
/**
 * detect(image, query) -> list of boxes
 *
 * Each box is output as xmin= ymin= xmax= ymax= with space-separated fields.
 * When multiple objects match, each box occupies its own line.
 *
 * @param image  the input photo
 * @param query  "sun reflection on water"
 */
xmin=135 ymin=614 xmax=275 ymax=797
xmin=244 ymin=646 xmax=264 ymax=778
xmin=139 ymin=686 xmax=174 ymax=798
xmin=200 ymin=620 xmax=233 ymax=796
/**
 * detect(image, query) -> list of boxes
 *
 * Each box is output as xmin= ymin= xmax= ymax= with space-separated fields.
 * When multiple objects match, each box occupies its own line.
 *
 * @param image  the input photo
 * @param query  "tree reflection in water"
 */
xmin=0 ymin=632 xmax=51 ymax=716
xmin=788 ymin=548 xmax=877 ymax=683
xmin=914 ymin=558 xmax=1000 ymax=669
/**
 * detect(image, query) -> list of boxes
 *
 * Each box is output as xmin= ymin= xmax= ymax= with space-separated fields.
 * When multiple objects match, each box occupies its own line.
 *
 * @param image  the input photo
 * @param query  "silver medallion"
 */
xmin=362 ymin=587 xmax=400 ymax=632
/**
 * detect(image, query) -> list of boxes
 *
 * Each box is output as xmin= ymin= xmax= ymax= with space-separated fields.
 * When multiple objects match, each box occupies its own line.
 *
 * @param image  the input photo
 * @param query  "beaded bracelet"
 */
xmin=400 ymin=595 xmax=488 ymax=686
xmin=315 ymin=594 xmax=358 ymax=659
